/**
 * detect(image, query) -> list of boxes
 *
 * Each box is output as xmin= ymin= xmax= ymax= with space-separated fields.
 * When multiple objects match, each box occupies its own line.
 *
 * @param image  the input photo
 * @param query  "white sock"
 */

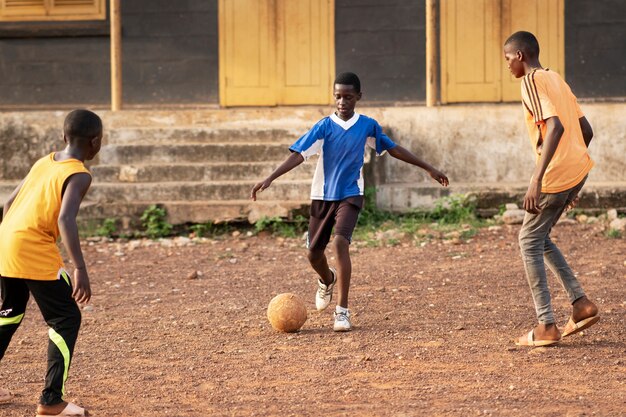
xmin=336 ymin=305 xmax=349 ymax=314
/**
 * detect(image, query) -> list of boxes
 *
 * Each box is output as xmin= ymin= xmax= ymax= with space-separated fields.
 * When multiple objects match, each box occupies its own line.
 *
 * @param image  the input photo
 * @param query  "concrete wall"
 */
xmin=1 ymin=1 xmax=625 ymax=106
xmin=565 ymin=0 xmax=626 ymax=98
xmin=370 ymin=103 xmax=625 ymax=186
xmin=1 ymin=103 xmax=623 ymax=184
xmin=335 ymin=0 xmax=425 ymax=103
xmin=0 ymin=0 xmax=218 ymax=106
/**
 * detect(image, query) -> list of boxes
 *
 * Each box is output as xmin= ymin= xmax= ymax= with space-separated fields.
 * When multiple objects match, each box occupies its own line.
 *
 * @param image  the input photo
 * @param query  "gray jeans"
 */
xmin=518 ymin=176 xmax=588 ymax=324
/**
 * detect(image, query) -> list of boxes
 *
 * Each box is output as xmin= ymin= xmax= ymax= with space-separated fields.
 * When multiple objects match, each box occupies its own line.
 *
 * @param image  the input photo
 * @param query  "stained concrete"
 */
xmin=1 ymin=104 xmax=624 ymax=224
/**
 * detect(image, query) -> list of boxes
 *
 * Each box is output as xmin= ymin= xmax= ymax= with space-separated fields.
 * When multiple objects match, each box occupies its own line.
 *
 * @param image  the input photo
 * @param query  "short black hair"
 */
xmin=504 ymin=31 xmax=540 ymax=58
xmin=334 ymin=72 xmax=361 ymax=93
xmin=63 ymin=109 xmax=102 ymax=143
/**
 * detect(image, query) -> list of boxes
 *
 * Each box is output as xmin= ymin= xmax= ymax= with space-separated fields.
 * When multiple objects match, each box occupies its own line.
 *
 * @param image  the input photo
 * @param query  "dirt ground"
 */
xmin=1 ymin=222 xmax=624 ymax=417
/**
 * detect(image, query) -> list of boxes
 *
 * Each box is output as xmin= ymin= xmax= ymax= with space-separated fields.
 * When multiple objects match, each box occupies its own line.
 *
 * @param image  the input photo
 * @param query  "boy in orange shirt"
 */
xmin=0 ymin=109 xmax=102 ymax=416
xmin=504 ymin=31 xmax=600 ymax=347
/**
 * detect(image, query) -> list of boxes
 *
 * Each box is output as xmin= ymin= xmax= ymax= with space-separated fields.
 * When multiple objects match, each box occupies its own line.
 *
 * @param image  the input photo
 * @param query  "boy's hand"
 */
xmin=565 ymin=195 xmax=579 ymax=212
xmin=523 ymin=181 xmax=542 ymax=214
xmin=72 ymin=268 xmax=92 ymax=304
xmin=429 ymin=169 xmax=449 ymax=187
xmin=251 ymin=179 xmax=273 ymax=201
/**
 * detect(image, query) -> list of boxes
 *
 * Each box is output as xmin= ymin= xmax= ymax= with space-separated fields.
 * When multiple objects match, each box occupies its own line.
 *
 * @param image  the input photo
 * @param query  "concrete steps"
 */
xmin=97 ymin=143 xmax=294 ymax=165
xmin=79 ymin=200 xmax=310 ymax=225
xmin=106 ymin=127 xmax=302 ymax=145
xmin=377 ymin=181 xmax=626 ymax=216
xmin=80 ymin=123 xmax=315 ymax=226
xmin=90 ymin=162 xmax=315 ymax=182
xmin=88 ymin=180 xmax=311 ymax=202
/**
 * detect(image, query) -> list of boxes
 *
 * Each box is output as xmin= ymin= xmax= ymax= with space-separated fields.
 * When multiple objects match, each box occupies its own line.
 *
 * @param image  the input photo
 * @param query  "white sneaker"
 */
xmin=315 ymin=267 xmax=336 ymax=311
xmin=333 ymin=309 xmax=352 ymax=332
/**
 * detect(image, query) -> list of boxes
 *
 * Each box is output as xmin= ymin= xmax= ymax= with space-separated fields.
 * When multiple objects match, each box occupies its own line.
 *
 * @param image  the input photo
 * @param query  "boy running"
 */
xmin=503 ymin=32 xmax=600 ymax=347
xmin=251 ymin=72 xmax=448 ymax=332
xmin=0 ymin=109 xmax=102 ymax=416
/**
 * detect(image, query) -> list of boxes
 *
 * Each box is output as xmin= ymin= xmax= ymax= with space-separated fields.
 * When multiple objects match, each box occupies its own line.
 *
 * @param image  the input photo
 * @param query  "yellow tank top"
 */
xmin=0 ymin=153 xmax=90 ymax=280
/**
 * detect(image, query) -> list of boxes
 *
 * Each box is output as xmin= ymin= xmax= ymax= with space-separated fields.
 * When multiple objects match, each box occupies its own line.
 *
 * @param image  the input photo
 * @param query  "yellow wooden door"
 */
xmin=441 ymin=0 xmax=502 ymax=103
xmin=501 ymin=0 xmax=564 ymax=101
xmin=219 ymin=0 xmax=334 ymax=106
xmin=219 ymin=0 xmax=276 ymax=106
xmin=441 ymin=0 xmax=564 ymax=103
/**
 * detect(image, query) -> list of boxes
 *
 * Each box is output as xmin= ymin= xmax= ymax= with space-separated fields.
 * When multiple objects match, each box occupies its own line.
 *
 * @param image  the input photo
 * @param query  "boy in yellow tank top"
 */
xmin=0 ymin=109 xmax=102 ymax=416
xmin=504 ymin=32 xmax=600 ymax=347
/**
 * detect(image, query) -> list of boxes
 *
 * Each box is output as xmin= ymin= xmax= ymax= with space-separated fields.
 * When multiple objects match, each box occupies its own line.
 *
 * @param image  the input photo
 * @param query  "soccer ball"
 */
xmin=267 ymin=293 xmax=307 ymax=333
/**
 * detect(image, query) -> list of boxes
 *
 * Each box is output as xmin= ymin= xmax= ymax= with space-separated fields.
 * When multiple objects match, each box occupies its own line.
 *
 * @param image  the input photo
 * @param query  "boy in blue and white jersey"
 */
xmin=251 ymin=72 xmax=448 ymax=332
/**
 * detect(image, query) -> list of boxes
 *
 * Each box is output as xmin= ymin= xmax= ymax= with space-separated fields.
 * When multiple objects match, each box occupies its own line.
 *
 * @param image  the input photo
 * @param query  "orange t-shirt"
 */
xmin=520 ymin=69 xmax=594 ymax=193
xmin=0 ymin=153 xmax=90 ymax=280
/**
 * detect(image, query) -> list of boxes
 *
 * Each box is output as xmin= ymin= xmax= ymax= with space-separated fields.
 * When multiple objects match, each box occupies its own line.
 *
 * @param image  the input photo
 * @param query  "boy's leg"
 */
xmin=307 ymin=200 xmax=336 ymax=285
xmin=331 ymin=199 xmax=362 ymax=309
xmin=26 ymin=271 xmax=81 ymax=407
xmin=0 ymin=277 xmax=30 ymax=359
xmin=518 ymin=190 xmax=571 ymax=328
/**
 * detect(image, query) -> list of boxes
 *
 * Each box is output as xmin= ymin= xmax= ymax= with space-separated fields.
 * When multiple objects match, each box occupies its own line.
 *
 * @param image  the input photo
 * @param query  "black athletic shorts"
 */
xmin=307 ymin=196 xmax=364 ymax=251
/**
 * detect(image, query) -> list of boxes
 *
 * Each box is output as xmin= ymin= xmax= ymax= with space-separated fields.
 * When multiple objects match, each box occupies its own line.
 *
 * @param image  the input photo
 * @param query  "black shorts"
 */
xmin=307 ymin=196 xmax=364 ymax=251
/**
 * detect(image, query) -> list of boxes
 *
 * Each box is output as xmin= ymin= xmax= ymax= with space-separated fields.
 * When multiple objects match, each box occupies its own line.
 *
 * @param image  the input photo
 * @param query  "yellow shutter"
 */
xmin=276 ymin=0 xmax=333 ymax=105
xmin=219 ymin=0 xmax=277 ymax=106
xmin=0 ymin=0 xmax=104 ymax=21
xmin=48 ymin=0 xmax=104 ymax=18
xmin=0 ymin=0 xmax=46 ymax=18
xmin=219 ymin=0 xmax=334 ymax=106
xmin=440 ymin=0 xmax=564 ymax=103
xmin=501 ymin=0 xmax=564 ymax=101
xmin=441 ymin=0 xmax=502 ymax=103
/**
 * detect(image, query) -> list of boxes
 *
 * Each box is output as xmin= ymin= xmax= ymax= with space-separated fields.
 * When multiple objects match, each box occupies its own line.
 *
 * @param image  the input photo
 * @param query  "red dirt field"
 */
xmin=1 ymin=222 xmax=624 ymax=416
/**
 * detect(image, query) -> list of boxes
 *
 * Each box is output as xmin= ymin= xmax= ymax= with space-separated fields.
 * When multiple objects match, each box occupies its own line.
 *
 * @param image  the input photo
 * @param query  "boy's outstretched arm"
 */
xmin=58 ymin=173 xmax=92 ymax=304
xmin=524 ymin=116 xmax=564 ymax=214
xmin=579 ymin=116 xmax=593 ymax=148
xmin=387 ymin=145 xmax=449 ymax=186
xmin=251 ymin=152 xmax=304 ymax=201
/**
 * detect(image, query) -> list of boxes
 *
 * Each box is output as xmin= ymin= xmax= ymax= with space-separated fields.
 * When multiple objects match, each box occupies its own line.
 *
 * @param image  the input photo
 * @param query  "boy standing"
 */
xmin=251 ymin=72 xmax=448 ymax=332
xmin=503 ymin=32 xmax=600 ymax=347
xmin=0 ymin=109 xmax=102 ymax=416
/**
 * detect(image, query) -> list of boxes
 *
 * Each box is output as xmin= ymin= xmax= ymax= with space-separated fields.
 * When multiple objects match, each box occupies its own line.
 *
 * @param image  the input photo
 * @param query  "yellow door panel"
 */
xmin=441 ymin=0 xmax=501 ymax=103
xmin=441 ymin=0 xmax=564 ymax=103
xmin=277 ymin=0 xmax=333 ymax=104
xmin=501 ymin=0 xmax=564 ymax=101
xmin=219 ymin=0 xmax=276 ymax=106
xmin=219 ymin=0 xmax=334 ymax=106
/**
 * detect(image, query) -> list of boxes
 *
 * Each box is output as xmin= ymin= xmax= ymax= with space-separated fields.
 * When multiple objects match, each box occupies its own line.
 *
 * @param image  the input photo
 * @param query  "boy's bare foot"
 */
xmin=530 ymin=323 xmax=561 ymax=341
xmin=515 ymin=323 xmax=561 ymax=347
xmin=37 ymin=402 xmax=68 ymax=415
xmin=571 ymin=296 xmax=598 ymax=322
xmin=36 ymin=401 xmax=88 ymax=416
xmin=562 ymin=296 xmax=600 ymax=338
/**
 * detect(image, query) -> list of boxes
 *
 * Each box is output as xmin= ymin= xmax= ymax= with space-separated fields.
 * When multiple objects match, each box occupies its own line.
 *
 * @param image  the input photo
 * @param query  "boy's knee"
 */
xmin=307 ymin=249 xmax=324 ymax=264
xmin=332 ymin=235 xmax=350 ymax=252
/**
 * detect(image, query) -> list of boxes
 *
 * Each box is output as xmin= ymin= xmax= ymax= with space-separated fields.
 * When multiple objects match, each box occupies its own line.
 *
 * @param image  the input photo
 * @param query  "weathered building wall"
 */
xmin=0 ymin=0 xmax=624 ymax=105
xmin=565 ymin=0 xmax=626 ymax=98
xmin=0 ymin=0 xmax=217 ymax=106
xmin=1 ymin=103 xmax=623 ymax=185
xmin=335 ymin=0 xmax=425 ymax=103
xmin=371 ymin=103 xmax=625 ymax=186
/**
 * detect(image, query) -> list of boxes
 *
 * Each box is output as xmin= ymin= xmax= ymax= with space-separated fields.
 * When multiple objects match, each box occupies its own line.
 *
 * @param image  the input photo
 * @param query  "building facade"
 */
xmin=0 ymin=0 xmax=624 ymax=108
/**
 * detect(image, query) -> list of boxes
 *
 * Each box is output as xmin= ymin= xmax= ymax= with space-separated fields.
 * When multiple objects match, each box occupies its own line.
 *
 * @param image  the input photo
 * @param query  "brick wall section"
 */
xmin=565 ymin=0 xmax=626 ymax=98
xmin=0 ymin=0 xmax=218 ymax=106
xmin=335 ymin=0 xmax=426 ymax=104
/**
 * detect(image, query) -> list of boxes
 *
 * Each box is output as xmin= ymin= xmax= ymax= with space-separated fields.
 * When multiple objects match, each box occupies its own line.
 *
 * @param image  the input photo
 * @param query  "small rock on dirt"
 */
xmin=502 ymin=209 xmax=526 ymax=225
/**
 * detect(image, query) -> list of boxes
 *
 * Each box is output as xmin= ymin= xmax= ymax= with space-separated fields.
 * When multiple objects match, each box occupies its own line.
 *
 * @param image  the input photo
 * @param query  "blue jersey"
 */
xmin=289 ymin=113 xmax=396 ymax=201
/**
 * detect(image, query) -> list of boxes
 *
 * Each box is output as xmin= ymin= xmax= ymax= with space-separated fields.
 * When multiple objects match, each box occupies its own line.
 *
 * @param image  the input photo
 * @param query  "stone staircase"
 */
xmin=81 ymin=125 xmax=316 ymax=226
